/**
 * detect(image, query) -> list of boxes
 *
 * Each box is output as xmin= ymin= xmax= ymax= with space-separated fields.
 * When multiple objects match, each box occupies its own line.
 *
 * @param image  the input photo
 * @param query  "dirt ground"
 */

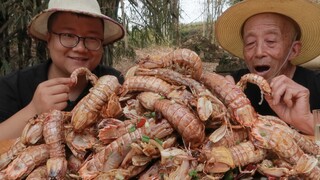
xmin=114 ymin=46 xmax=218 ymax=76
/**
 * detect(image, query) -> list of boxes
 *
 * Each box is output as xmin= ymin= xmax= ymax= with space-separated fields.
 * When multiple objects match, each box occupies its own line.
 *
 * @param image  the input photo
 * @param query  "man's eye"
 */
xmin=266 ymin=40 xmax=277 ymax=46
xmin=266 ymin=40 xmax=275 ymax=43
xmin=62 ymin=33 xmax=76 ymax=38
xmin=245 ymin=41 xmax=254 ymax=47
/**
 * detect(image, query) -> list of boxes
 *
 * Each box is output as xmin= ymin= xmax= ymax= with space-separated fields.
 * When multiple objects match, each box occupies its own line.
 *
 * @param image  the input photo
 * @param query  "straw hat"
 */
xmin=215 ymin=0 xmax=320 ymax=65
xmin=28 ymin=0 xmax=125 ymax=45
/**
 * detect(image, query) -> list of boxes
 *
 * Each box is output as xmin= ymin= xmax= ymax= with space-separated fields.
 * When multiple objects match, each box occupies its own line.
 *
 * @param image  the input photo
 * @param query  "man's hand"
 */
xmin=29 ymin=78 xmax=73 ymax=114
xmin=0 ymin=77 xmax=73 ymax=140
xmin=265 ymin=75 xmax=313 ymax=134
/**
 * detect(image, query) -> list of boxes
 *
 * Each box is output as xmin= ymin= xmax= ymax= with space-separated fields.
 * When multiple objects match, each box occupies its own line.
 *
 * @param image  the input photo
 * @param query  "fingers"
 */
xmin=43 ymin=93 xmax=69 ymax=112
xmin=51 ymin=91 xmax=70 ymax=103
xmin=43 ymin=83 xmax=70 ymax=96
xmin=31 ymin=78 xmax=73 ymax=114
xmin=52 ymin=101 xmax=68 ymax=111
xmin=266 ymin=75 xmax=312 ymax=133
xmin=270 ymin=78 xmax=288 ymax=106
xmin=282 ymin=89 xmax=294 ymax=107
xmin=41 ymin=77 xmax=73 ymax=87
xmin=269 ymin=75 xmax=308 ymax=107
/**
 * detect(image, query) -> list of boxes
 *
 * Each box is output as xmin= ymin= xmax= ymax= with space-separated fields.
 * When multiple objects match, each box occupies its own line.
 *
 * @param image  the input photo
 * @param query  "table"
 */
xmin=0 ymin=139 xmax=15 ymax=154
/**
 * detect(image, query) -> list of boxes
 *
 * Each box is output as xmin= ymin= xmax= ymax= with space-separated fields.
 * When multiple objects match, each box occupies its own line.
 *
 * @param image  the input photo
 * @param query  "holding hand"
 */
xmin=29 ymin=78 xmax=73 ymax=114
xmin=265 ymin=75 xmax=313 ymax=134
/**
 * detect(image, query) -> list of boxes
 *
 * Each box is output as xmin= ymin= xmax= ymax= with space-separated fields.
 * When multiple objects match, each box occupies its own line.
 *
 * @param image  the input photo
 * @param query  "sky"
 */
xmin=121 ymin=0 xmax=207 ymax=25
xmin=180 ymin=0 xmax=204 ymax=24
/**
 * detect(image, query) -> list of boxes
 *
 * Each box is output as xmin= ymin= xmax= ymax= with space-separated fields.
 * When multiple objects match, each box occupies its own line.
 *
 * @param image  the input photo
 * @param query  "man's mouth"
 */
xmin=70 ymin=57 xmax=87 ymax=61
xmin=255 ymin=65 xmax=270 ymax=73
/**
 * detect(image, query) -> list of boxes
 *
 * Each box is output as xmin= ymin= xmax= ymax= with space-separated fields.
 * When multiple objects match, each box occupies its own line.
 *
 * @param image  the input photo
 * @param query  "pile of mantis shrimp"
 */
xmin=0 ymin=48 xmax=319 ymax=180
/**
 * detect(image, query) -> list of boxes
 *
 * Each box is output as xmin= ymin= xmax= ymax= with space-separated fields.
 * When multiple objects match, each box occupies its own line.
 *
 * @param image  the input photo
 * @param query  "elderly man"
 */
xmin=215 ymin=0 xmax=320 ymax=135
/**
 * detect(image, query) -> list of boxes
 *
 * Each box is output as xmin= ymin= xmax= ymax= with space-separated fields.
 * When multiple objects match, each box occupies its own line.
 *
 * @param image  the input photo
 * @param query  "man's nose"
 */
xmin=73 ymin=38 xmax=87 ymax=51
xmin=255 ymin=42 xmax=264 ymax=57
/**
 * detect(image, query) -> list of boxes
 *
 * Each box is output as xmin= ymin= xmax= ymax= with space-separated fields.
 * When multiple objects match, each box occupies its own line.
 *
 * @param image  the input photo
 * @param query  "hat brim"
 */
xmin=28 ymin=9 xmax=125 ymax=45
xmin=215 ymin=0 xmax=320 ymax=65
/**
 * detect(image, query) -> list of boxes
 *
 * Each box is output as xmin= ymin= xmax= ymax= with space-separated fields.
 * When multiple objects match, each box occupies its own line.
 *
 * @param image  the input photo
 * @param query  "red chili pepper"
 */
xmin=136 ymin=118 xmax=146 ymax=128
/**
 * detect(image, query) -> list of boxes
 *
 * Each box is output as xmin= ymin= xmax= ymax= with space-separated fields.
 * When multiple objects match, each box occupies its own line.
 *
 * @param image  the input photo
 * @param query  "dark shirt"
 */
xmin=231 ymin=66 xmax=320 ymax=116
xmin=0 ymin=60 xmax=124 ymax=122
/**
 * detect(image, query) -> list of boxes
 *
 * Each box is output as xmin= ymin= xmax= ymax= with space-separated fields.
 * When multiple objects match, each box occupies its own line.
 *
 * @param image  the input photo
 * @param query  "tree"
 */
xmin=125 ymin=0 xmax=180 ymax=46
xmin=97 ymin=0 xmax=122 ymax=67
xmin=0 ymin=0 xmax=49 ymax=75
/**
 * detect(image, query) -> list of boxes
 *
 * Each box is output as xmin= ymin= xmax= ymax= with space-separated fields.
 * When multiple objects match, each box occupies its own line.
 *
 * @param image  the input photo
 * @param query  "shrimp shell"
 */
xmin=136 ymin=68 xmax=226 ymax=120
xmin=138 ymin=48 xmax=203 ymax=80
xmin=21 ymin=113 xmax=47 ymax=145
xmin=120 ymin=75 xmax=177 ymax=97
xmin=203 ymin=141 xmax=267 ymax=174
xmin=154 ymin=99 xmax=205 ymax=148
xmin=0 ymin=114 xmax=47 ymax=171
xmin=236 ymin=73 xmax=271 ymax=96
xmin=136 ymin=67 xmax=210 ymax=97
xmin=236 ymin=73 xmax=272 ymax=105
xmin=70 ymin=67 xmax=98 ymax=86
xmin=4 ymin=144 xmax=49 ymax=179
xmin=78 ymin=118 xmax=174 ymax=179
xmin=26 ymin=165 xmax=47 ymax=180
xmin=43 ymin=110 xmax=68 ymax=179
xmin=261 ymin=115 xmax=320 ymax=156
xmin=98 ymin=118 xmax=142 ymax=144
xmin=203 ymin=128 xmax=248 ymax=152
xmin=200 ymin=71 xmax=258 ymax=127
xmin=252 ymin=117 xmax=318 ymax=175
xmin=0 ymin=138 xmax=26 ymax=171
xmin=71 ymin=75 xmax=121 ymax=131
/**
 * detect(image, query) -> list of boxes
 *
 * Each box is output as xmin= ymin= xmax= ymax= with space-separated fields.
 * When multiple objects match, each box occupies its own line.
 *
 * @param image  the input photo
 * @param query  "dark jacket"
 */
xmin=0 ymin=60 xmax=124 ymax=122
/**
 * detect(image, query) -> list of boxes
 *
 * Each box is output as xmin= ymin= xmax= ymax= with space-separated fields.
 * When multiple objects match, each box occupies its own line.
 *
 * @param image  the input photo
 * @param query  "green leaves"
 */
xmin=189 ymin=170 xmax=199 ymax=180
xmin=141 ymin=135 xmax=150 ymax=143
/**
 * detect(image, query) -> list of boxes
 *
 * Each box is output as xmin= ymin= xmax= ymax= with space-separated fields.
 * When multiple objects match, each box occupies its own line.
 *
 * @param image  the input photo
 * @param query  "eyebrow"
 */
xmin=243 ymin=28 xmax=280 ymax=39
xmin=52 ymin=27 xmax=103 ymax=37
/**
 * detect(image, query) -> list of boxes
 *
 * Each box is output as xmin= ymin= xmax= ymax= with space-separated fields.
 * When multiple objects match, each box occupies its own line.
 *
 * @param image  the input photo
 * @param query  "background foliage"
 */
xmin=4 ymin=0 xmax=318 ymax=76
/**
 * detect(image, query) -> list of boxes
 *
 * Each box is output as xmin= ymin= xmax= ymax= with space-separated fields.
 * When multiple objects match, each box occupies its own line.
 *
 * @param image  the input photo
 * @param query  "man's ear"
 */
xmin=289 ymin=41 xmax=302 ymax=61
xmin=46 ymin=32 xmax=52 ymax=46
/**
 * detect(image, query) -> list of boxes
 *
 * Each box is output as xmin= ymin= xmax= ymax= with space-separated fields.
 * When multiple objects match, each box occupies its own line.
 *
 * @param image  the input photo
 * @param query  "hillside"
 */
xmin=114 ymin=46 xmax=219 ymax=76
xmin=114 ymin=22 xmax=246 ymax=76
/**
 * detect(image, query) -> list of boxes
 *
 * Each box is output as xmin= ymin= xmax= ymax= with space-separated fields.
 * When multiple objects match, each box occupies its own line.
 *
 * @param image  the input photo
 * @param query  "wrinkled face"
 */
xmin=242 ymin=13 xmax=301 ymax=81
xmin=47 ymin=12 xmax=104 ymax=77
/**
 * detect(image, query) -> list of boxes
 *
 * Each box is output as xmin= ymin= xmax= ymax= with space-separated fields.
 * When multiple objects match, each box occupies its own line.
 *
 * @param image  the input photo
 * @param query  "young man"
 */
xmin=215 ymin=0 xmax=320 ymax=135
xmin=0 ymin=0 xmax=125 ymax=140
